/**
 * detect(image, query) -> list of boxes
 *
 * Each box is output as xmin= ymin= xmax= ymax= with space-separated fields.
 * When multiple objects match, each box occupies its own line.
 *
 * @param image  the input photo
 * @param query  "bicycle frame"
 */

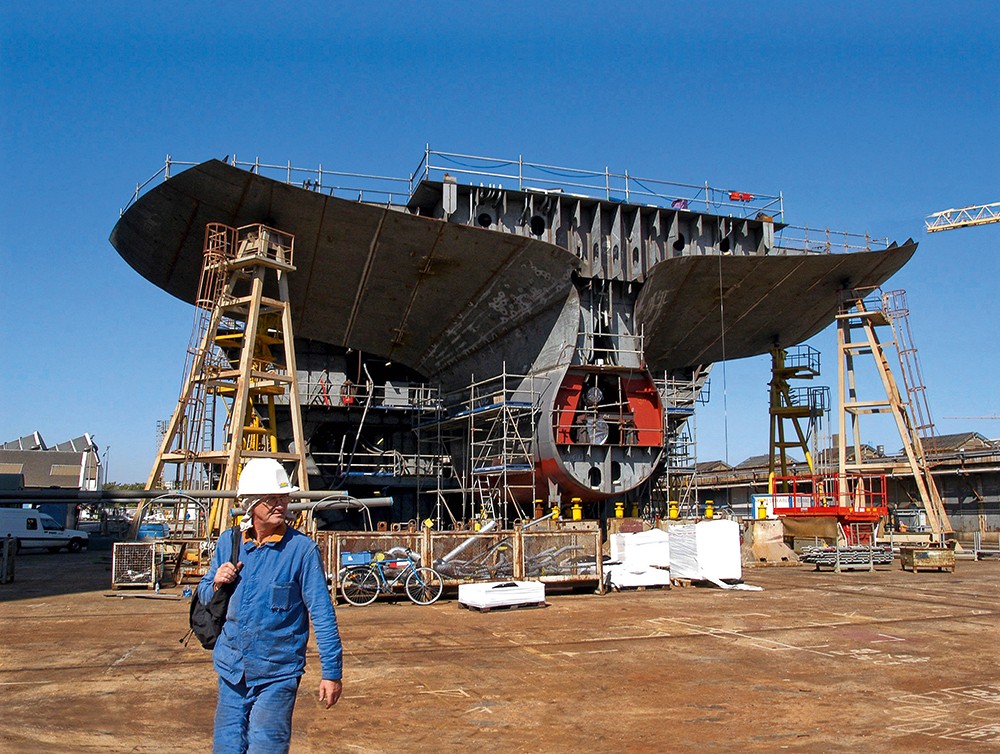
xmin=365 ymin=558 xmax=417 ymax=592
xmin=340 ymin=553 xmax=444 ymax=606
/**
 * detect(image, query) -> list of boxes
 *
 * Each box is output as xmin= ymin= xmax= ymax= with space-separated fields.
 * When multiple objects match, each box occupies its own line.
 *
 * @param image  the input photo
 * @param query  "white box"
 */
xmin=458 ymin=580 xmax=546 ymax=610
xmin=668 ymin=519 xmax=742 ymax=583
xmin=622 ymin=528 xmax=670 ymax=570
xmin=604 ymin=563 xmax=672 ymax=589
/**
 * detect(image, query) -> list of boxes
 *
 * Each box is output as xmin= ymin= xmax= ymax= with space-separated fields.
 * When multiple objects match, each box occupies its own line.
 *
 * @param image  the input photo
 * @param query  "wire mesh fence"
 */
xmin=318 ymin=527 xmax=603 ymax=591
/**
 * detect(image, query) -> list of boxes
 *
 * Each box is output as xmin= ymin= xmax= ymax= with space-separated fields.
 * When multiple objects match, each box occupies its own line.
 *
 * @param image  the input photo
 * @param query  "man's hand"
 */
xmin=213 ymin=561 xmax=242 ymax=590
xmin=319 ymin=679 xmax=343 ymax=709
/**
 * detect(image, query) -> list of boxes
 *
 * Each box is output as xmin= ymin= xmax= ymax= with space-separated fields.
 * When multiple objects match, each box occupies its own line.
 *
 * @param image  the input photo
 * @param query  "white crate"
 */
xmin=458 ymin=580 xmax=545 ymax=610
xmin=668 ymin=519 xmax=742 ymax=582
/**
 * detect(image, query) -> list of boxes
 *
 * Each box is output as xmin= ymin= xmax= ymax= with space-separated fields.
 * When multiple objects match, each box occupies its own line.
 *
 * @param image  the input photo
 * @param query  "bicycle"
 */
xmin=340 ymin=549 xmax=444 ymax=606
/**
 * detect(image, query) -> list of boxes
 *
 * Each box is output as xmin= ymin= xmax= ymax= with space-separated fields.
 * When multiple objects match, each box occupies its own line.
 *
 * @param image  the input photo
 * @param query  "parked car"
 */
xmin=0 ymin=508 xmax=90 ymax=553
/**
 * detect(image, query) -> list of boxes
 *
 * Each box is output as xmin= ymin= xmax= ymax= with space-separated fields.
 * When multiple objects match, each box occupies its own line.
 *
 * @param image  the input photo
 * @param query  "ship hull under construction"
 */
xmin=111 ymin=155 xmax=915 ymax=523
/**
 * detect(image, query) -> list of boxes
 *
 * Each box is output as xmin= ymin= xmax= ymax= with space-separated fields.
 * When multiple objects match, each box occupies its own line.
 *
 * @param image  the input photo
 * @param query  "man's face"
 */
xmin=251 ymin=494 xmax=290 ymax=529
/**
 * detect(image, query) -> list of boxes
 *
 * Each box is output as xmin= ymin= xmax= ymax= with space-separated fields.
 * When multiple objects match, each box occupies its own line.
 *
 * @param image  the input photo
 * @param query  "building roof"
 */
xmin=696 ymin=460 xmax=732 ymax=473
xmin=924 ymin=432 xmax=995 ymax=453
xmin=735 ymin=455 xmax=770 ymax=469
xmin=817 ymin=444 xmax=882 ymax=464
xmin=52 ymin=435 xmax=98 ymax=452
xmin=734 ymin=454 xmax=804 ymax=469
xmin=2 ymin=432 xmax=46 ymax=450
xmin=0 ymin=450 xmax=91 ymax=489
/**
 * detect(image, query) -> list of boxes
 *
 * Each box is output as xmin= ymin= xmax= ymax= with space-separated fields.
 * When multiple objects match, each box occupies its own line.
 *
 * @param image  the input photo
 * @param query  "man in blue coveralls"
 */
xmin=199 ymin=458 xmax=343 ymax=753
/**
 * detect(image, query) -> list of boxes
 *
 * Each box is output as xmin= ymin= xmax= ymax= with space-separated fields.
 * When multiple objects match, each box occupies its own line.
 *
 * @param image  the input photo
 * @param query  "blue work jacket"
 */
xmin=198 ymin=526 xmax=343 ymax=684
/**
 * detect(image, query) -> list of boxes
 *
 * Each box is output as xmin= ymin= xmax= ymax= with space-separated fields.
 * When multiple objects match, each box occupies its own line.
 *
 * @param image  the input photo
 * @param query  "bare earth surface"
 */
xmin=1 ymin=546 xmax=998 ymax=753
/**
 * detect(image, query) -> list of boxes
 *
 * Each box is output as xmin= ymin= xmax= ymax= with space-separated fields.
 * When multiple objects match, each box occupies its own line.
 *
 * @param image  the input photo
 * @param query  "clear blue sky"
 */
xmin=2 ymin=2 xmax=997 ymax=483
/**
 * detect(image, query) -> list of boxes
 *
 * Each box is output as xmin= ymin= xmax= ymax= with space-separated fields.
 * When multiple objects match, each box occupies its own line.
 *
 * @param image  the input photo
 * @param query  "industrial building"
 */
xmin=0 ymin=432 xmax=101 ymax=528
xmin=695 ymin=431 xmax=1000 ymax=532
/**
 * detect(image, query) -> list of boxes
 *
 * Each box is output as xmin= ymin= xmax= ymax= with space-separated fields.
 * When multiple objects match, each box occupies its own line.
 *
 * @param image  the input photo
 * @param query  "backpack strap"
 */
xmin=229 ymin=525 xmax=240 ymax=566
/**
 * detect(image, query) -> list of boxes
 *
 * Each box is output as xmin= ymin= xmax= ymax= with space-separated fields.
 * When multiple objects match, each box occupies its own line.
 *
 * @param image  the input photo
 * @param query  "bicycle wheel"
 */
xmin=341 ymin=567 xmax=380 ymax=606
xmin=404 ymin=567 xmax=443 ymax=605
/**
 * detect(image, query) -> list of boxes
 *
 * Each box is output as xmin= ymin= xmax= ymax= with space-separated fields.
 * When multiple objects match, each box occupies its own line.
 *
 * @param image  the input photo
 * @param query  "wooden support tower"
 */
xmin=835 ymin=288 xmax=952 ymax=534
xmin=144 ymin=223 xmax=309 ymax=537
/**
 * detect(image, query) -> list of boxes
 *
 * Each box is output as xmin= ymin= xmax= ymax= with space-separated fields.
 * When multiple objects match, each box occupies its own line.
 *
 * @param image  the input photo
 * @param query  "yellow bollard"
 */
xmin=668 ymin=501 xmax=679 ymax=520
xmin=705 ymin=500 xmax=714 ymax=519
xmin=614 ymin=501 xmax=625 ymax=519
xmin=551 ymin=505 xmax=560 ymax=521
xmin=630 ymin=503 xmax=639 ymax=518
xmin=571 ymin=498 xmax=583 ymax=521
xmin=757 ymin=502 xmax=767 ymax=520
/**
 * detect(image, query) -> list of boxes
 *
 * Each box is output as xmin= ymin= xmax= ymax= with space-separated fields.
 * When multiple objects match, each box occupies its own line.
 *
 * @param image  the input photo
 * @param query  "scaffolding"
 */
xmin=835 ymin=288 xmax=952 ymax=535
xmin=768 ymin=345 xmax=830 ymax=486
xmin=656 ymin=374 xmax=704 ymax=515
xmin=419 ymin=367 xmax=540 ymax=529
xmin=465 ymin=370 xmax=538 ymax=527
xmin=142 ymin=223 xmax=309 ymax=538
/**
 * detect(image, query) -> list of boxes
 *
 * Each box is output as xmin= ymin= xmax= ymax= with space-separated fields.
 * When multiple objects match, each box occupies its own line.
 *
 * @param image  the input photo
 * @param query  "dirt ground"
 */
xmin=1 ymin=544 xmax=998 ymax=753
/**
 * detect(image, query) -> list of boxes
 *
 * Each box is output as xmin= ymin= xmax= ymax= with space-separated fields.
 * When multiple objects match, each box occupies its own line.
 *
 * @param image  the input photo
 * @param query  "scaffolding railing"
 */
xmin=311 ymin=449 xmax=447 ymax=479
xmin=122 ymin=149 xmax=783 ymax=221
xmin=284 ymin=374 xmax=442 ymax=411
xmin=123 ymin=151 xmax=900 ymax=254
xmin=769 ymin=473 xmax=889 ymax=519
xmin=774 ymin=226 xmax=892 ymax=255
xmin=412 ymin=148 xmax=784 ymax=220
xmin=121 ymin=155 xmax=412 ymax=214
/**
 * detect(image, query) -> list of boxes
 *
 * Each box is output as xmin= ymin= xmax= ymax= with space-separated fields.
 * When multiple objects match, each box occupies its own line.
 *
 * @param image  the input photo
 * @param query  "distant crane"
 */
xmin=925 ymin=202 xmax=1000 ymax=232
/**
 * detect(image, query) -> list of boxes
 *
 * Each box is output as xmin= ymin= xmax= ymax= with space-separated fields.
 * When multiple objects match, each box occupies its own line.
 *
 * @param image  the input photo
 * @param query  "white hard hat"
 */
xmin=237 ymin=458 xmax=298 ymax=497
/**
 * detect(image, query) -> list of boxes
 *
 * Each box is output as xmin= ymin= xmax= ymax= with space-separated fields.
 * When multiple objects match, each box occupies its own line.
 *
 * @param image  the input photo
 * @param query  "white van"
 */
xmin=0 ymin=508 xmax=90 ymax=553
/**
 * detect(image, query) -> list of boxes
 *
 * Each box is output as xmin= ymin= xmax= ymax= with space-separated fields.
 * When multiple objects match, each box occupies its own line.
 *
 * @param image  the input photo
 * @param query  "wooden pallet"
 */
xmin=611 ymin=584 xmax=671 ymax=592
xmin=459 ymin=601 xmax=547 ymax=613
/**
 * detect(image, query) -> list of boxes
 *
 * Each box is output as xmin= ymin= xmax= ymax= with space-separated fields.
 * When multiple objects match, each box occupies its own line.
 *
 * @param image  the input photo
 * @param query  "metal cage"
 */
xmin=111 ymin=542 xmax=160 ymax=589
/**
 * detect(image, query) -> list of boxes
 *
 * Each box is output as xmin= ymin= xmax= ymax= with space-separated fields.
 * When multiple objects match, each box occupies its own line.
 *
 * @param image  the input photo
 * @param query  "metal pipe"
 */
xmin=0 ymin=489 xmax=389 ymax=503
xmin=438 ymin=518 xmax=498 ymax=563
xmin=242 ymin=497 xmax=393 ymax=514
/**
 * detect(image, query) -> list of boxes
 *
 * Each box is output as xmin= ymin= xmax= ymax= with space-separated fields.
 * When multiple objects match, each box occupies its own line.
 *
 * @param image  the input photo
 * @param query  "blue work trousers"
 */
xmin=213 ymin=675 xmax=301 ymax=754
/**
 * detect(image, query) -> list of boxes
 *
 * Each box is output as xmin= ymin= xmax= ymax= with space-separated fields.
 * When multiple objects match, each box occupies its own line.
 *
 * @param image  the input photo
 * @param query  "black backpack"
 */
xmin=183 ymin=526 xmax=240 ymax=649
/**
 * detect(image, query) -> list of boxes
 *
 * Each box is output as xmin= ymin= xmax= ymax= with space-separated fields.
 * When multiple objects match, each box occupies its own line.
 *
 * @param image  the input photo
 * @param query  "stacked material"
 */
xmin=458 ymin=580 xmax=546 ymax=611
xmin=605 ymin=529 xmax=672 ymax=588
xmin=668 ymin=520 xmax=742 ymax=586
xmin=799 ymin=545 xmax=893 ymax=568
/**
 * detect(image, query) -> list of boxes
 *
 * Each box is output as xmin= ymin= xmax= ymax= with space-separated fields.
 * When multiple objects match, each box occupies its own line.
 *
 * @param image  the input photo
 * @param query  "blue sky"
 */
xmin=2 ymin=1 xmax=997 ymax=483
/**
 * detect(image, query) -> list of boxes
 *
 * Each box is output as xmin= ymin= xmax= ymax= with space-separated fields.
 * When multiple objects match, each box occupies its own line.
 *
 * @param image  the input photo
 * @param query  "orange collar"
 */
xmin=243 ymin=522 xmax=287 ymax=546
